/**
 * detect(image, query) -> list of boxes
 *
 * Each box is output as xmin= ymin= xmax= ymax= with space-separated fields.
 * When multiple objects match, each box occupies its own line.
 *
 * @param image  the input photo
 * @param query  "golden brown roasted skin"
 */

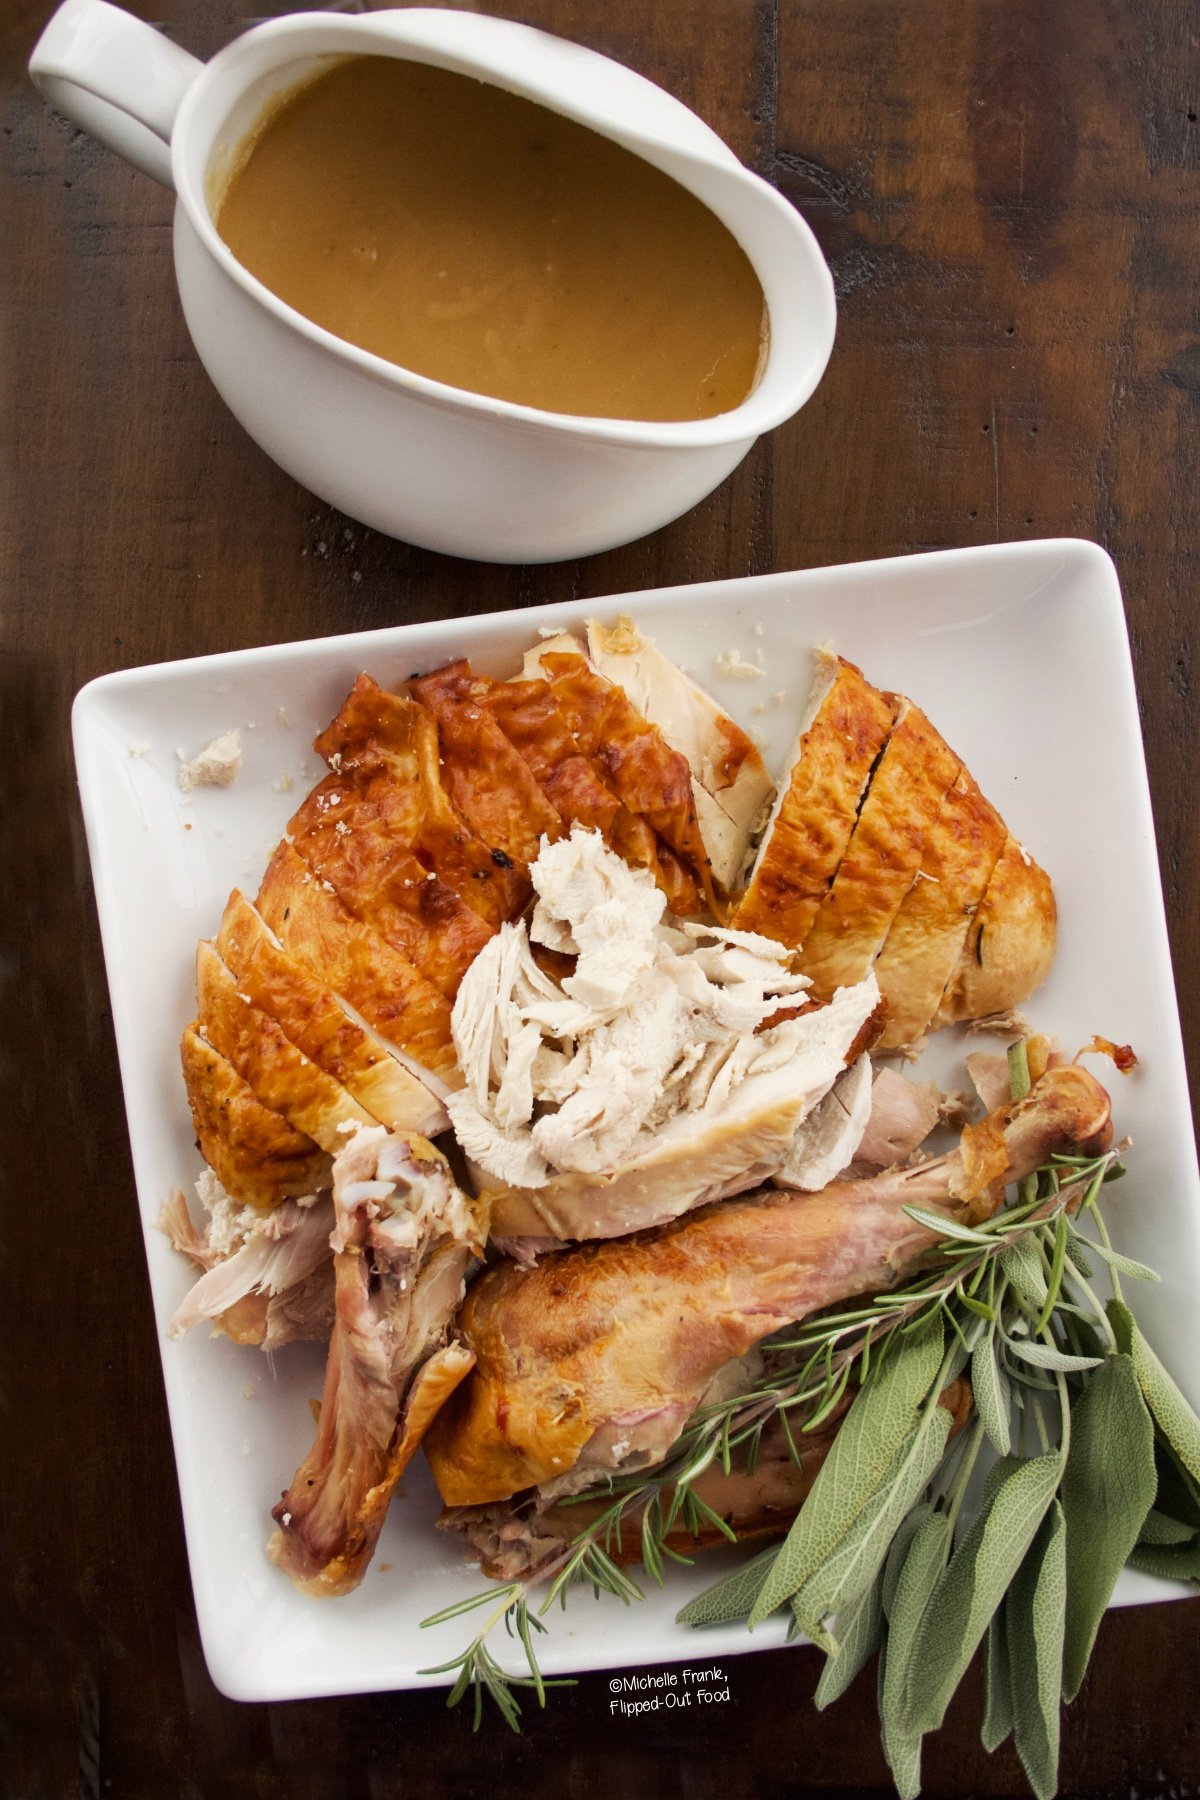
xmin=216 ymin=890 xmax=449 ymax=1137
xmin=413 ymin=656 xmax=716 ymax=915
xmin=180 ymin=1024 xmax=330 ymax=1207
xmin=734 ymin=657 xmax=897 ymax=945
xmin=733 ymin=653 xmax=1055 ymax=1047
xmin=194 ymin=940 xmax=375 ymax=1151
xmin=407 ymin=661 xmax=564 ymax=873
xmin=537 ymin=650 xmax=718 ymax=913
xmin=315 ymin=673 xmax=531 ymax=927
xmin=425 ymin=1066 xmax=1111 ymax=1507
xmin=872 ymin=767 xmax=1009 ymax=1049
xmin=796 ymin=698 xmax=962 ymax=999
xmin=482 ymin=673 xmax=676 ymax=885
xmin=932 ymin=835 xmax=1058 ymax=1029
xmin=180 ymin=668 xmax=530 ymax=1220
xmin=287 ymin=775 xmax=494 ymax=998
xmin=257 ymin=841 xmax=459 ymax=1080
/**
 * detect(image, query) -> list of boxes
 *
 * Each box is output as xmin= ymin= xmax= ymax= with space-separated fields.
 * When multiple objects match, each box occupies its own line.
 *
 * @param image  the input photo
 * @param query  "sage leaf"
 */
xmin=1005 ymin=1339 xmax=1103 ymax=1374
xmin=972 ymin=1331 xmax=1013 ymax=1457
xmin=1060 ymin=1352 xmax=1155 ymax=1700
xmin=1138 ymin=1508 xmax=1197 ymax=1548
xmin=882 ymin=1502 xmax=934 ymax=1619
xmin=1064 ymin=1235 xmax=1094 ymax=1278
xmin=1149 ymin=1446 xmax=1200 ymax=1533
xmin=906 ymin=1453 xmax=1063 ymax=1735
xmin=981 ymin=1611 xmax=1013 ymax=1753
xmin=813 ymin=1571 xmax=884 ymax=1710
xmin=1073 ymin=1237 xmax=1160 ymax=1283
xmin=1126 ymin=1540 xmax=1200 ymax=1583
xmin=791 ymin=1407 xmax=953 ymax=1646
xmin=747 ymin=1317 xmax=945 ymax=1628
xmin=1001 ymin=1236 xmax=1048 ymax=1309
xmin=676 ymin=1544 xmax=780 ymax=1628
xmin=879 ymin=1510 xmax=953 ymax=1799
xmin=1008 ymin=1500 xmax=1066 ymax=1800
xmin=1109 ymin=1300 xmax=1200 ymax=1484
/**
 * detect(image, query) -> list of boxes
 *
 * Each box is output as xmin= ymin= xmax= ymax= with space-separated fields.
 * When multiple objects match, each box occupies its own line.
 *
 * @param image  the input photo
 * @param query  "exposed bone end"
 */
xmin=269 ymin=1340 xmax=475 ymax=1596
xmin=950 ymin=1063 xmax=1112 ymax=1217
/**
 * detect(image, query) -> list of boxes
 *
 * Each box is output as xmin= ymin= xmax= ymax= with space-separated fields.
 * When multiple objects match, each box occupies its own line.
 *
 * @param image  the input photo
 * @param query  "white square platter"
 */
xmin=72 ymin=537 xmax=1200 ymax=1702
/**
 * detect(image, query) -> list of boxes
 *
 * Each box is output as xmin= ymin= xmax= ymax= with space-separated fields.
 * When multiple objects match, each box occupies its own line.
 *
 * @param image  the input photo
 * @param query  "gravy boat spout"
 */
xmin=31 ymin=3 xmax=836 ymax=562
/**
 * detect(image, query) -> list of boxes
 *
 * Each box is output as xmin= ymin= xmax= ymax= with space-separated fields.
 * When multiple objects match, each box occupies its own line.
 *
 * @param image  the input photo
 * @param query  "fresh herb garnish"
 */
xmin=419 ymin=1040 xmax=1200 ymax=1796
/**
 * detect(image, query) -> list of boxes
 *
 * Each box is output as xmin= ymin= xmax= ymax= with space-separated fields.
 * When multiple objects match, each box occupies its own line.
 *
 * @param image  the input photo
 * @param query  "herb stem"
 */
xmin=1088 ymin=1194 xmax=1126 ymax=1306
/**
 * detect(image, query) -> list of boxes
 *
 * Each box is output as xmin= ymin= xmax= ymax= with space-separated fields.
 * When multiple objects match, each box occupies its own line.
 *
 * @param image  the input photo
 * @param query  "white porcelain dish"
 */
xmin=72 ymin=538 xmax=1200 ymax=1703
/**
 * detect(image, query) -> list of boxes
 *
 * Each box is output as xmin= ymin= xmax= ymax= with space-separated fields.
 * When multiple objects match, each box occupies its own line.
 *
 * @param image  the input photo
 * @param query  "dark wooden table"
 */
xmin=4 ymin=2 xmax=1198 ymax=1795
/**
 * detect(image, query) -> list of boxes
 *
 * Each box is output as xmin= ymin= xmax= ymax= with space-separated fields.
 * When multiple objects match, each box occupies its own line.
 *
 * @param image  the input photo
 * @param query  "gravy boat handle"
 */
xmin=29 ymin=0 xmax=202 ymax=188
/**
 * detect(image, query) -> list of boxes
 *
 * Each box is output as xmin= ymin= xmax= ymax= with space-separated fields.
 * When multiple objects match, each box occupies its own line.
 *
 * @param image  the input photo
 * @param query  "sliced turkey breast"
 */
xmin=286 ymin=776 xmax=494 ymax=999
xmin=796 ymin=697 xmax=962 ymax=998
xmin=180 ymin=1024 xmax=330 ymax=1207
xmin=932 ymin=834 xmax=1057 ymax=1029
xmin=267 ymin=1128 xmax=481 ymax=1597
xmin=872 ymin=767 xmax=1008 ymax=1050
xmin=732 ymin=652 xmax=897 ymax=945
xmin=585 ymin=616 xmax=774 ymax=891
xmin=772 ymin=1054 xmax=874 ymax=1191
xmin=194 ymin=941 xmax=376 ymax=1152
xmin=732 ymin=653 xmax=1055 ymax=1047
xmin=405 ymin=662 xmax=565 ymax=874
xmin=446 ymin=826 xmax=880 ymax=1243
xmin=315 ymin=673 xmax=531 ymax=927
xmin=424 ymin=1065 xmax=1112 ymax=1508
xmin=216 ymin=891 xmax=448 ymax=1138
xmin=477 ymin=664 xmax=700 ymax=913
xmin=257 ymin=841 xmax=459 ymax=1083
xmin=520 ymin=641 xmax=719 ymax=915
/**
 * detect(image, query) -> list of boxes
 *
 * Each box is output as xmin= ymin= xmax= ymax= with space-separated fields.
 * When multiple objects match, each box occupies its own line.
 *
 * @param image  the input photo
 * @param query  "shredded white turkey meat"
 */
xmin=162 ymin=1173 xmax=333 ymax=1340
xmin=161 ymin=1180 xmax=332 ymax=1339
xmin=447 ymin=827 xmax=867 ymax=1191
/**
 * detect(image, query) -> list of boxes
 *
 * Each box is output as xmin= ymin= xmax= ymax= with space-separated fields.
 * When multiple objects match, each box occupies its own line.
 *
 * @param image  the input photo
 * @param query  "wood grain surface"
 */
xmin=3 ymin=2 xmax=1198 ymax=1795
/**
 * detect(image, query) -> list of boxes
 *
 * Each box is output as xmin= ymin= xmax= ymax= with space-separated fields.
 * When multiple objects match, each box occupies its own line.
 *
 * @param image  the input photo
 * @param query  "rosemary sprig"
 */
xmin=419 ymin=1041 xmax=1200 ymax=1798
xmin=418 ymin=1583 xmax=576 ymax=1729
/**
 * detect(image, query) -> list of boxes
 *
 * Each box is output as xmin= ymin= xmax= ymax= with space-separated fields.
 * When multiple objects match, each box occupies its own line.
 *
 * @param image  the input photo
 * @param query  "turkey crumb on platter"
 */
xmin=177 ymin=727 xmax=242 ymax=792
xmin=163 ymin=621 xmax=1067 ymax=1598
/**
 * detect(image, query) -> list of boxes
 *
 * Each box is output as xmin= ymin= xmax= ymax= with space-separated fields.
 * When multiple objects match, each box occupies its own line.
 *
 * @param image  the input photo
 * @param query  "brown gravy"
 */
xmin=215 ymin=57 xmax=767 ymax=421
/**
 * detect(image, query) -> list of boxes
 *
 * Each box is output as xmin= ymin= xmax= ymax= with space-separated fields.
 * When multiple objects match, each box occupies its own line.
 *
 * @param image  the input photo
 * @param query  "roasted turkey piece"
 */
xmin=268 ymin=1128 xmax=481 ymax=1597
xmin=181 ymin=642 xmax=744 ymax=1212
xmin=424 ymin=1065 xmax=1112 ymax=1508
xmin=412 ymin=646 xmax=721 ymax=916
xmin=731 ymin=652 xmax=1055 ymax=1048
xmin=584 ymin=617 xmax=774 ymax=893
xmin=444 ymin=1377 xmax=973 ymax=1583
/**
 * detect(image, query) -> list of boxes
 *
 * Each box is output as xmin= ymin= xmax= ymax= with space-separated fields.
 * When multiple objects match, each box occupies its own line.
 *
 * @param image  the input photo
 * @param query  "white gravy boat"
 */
xmin=30 ymin=1 xmax=836 ymax=563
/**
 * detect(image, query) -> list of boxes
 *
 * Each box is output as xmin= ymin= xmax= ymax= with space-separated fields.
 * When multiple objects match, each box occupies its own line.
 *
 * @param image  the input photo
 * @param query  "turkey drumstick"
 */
xmin=425 ymin=1065 xmax=1112 ymax=1509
